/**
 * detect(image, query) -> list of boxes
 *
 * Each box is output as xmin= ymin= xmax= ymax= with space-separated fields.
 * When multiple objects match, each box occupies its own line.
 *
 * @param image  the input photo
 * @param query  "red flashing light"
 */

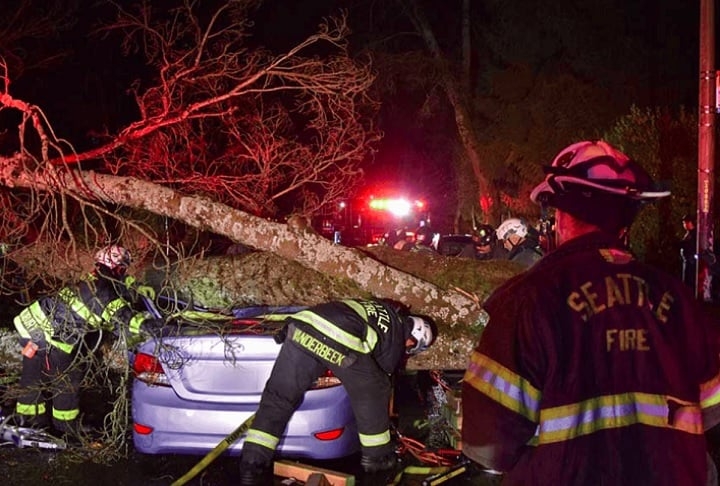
xmin=367 ymin=197 xmax=426 ymax=217
xmin=314 ymin=427 xmax=345 ymax=441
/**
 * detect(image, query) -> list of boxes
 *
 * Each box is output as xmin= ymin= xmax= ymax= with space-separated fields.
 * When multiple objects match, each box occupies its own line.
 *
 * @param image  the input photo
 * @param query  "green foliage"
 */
xmin=605 ymin=106 xmax=697 ymax=271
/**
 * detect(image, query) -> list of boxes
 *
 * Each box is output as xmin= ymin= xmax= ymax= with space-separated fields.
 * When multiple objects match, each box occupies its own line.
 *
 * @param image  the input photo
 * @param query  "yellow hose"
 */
xmin=171 ymin=413 xmax=256 ymax=486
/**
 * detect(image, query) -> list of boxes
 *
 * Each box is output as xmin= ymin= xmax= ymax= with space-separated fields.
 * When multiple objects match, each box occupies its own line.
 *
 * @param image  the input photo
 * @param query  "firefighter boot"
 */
xmin=360 ymin=451 xmax=398 ymax=473
xmin=238 ymin=460 xmax=273 ymax=486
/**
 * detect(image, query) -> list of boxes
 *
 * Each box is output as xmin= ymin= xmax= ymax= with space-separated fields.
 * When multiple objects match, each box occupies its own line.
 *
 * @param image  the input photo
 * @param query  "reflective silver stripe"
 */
xmin=245 ymin=429 xmax=279 ymax=451
xmin=358 ymin=430 xmax=391 ymax=448
xmin=538 ymin=392 xmax=703 ymax=444
xmin=57 ymin=288 xmax=103 ymax=328
xmin=293 ymin=310 xmax=373 ymax=354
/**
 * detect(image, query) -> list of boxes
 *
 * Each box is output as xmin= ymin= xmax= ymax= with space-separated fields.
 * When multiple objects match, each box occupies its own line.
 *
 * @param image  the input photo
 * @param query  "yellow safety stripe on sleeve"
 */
xmin=701 ymin=371 xmax=720 ymax=409
xmin=244 ymin=428 xmax=280 ymax=451
xmin=52 ymin=407 xmax=80 ymax=422
xmin=293 ymin=310 xmax=375 ymax=354
xmin=47 ymin=337 xmax=74 ymax=354
xmin=341 ymin=300 xmax=380 ymax=351
xmin=463 ymin=351 xmax=541 ymax=422
xmin=358 ymin=430 xmax=391 ymax=448
xmin=57 ymin=288 xmax=104 ymax=328
xmin=128 ymin=313 xmax=148 ymax=335
xmin=537 ymin=392 xmax=703 ymax=445
xmin=101 ymin=298 xmax=128 ymax=326
xmin=124 ymin=275 xmax=137 ymax=287
xmin=16 ymin=402 xmax=46 ymax=416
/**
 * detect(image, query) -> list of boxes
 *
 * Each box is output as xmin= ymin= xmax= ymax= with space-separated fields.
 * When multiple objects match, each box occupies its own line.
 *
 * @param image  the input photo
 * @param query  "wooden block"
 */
xmin=273 ymin=459 xmax=355 ymax=486
xmin=305 ymin=473 xmax=332 ymax=486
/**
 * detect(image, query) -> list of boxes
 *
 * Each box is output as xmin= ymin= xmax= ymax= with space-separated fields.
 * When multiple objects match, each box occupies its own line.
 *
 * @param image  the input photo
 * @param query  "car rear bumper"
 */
xmin=131 ymin=382 xmax=360 ymax=459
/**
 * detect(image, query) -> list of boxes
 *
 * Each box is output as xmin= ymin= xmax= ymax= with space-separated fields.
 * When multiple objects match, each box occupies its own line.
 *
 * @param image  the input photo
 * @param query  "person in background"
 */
xmin=495 ymin=217 xmax=543 ymax=267
xmin=457 ymin=224 xmax=502 ymax=260
xmin=680 ymin=213 xmax=697 ymax=288
xmin=410 ymin=223 xmax=436 ymax=254
xmin=12 ymin=245 xmax=163 ymax=438
xmin=239 ymin=299 xmax=437 ymax=485
xmin=461 ymin=140 xmax=720 ymax=485
xmin=537 ymin=215 xmax=556 ymax=253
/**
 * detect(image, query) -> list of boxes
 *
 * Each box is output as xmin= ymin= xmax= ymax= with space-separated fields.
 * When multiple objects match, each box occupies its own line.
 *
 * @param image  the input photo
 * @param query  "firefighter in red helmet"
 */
xmin=462 ymin=140 xmax=720 ymax=485
xmin=12 ymin=245 xmax=162 ymax=438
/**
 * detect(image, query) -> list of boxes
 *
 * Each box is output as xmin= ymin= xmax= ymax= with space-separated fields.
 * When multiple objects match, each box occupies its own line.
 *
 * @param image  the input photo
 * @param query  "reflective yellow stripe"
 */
xmin=16 ymin=402 xmax=46 ymax=416
xmin=129 ymin=313 xmax=147 ymax=335
xmin=47 ymin=338 xmax=74 ymax=354
xmin=538 ymin=392 xmax=703 ymax=445
xmin=57 ymin=288 xmax=103 ymax=328
xmin=343 ymin=300 xmax=368 ymax=320
xmin=14 ymin=304 xmax=74 ymax=352
xmin=14 ymin=302 xmax=54 ymax=339
xmin=101 ymin=298 xmax=127 ymax=325
xmin=245 ymin=429 xmax=279 ymax=451
xmin=293 ymin=311 xmax=373 ymax=354
xmin=463 ymin=351 xmax=541 ymax=422
xmin=701 ymin=371 xmax=720 ymax=408
xmin=358 ymin=430 xmax=391 ymax=447
xmin=341 ymin=300 xmax=379 ymax=351
xmin=52 ymin=407 xmax=80 ymax=421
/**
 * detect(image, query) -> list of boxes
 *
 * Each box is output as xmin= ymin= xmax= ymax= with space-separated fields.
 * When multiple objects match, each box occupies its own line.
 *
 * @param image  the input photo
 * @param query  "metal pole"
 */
xmin=697 ymin=0 xmax=716 ymax=300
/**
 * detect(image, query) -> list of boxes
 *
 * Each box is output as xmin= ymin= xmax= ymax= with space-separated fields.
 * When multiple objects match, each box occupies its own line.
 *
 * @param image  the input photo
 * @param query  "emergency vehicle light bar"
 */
xmin=368 ymin=198 xmax=425 ymax=217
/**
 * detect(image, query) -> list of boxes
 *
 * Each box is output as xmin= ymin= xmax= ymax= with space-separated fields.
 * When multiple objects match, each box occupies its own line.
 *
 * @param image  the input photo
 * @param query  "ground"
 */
xmin=0 ymin=371 xmax=501 ymax=486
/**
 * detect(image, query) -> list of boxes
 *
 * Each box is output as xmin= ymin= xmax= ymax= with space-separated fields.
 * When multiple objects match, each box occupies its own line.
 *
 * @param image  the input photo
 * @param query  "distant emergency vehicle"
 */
xmin=314 ymin=194 xmax=429 ymax=246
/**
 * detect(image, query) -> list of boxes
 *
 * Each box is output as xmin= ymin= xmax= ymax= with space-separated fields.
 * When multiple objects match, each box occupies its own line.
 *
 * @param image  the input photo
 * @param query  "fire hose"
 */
xmin=171 ymin=413 xmax=256 ymax=486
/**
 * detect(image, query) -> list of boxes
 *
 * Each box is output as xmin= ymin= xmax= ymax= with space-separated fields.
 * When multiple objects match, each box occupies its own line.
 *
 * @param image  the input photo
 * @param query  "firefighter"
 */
xmin=239 ymin=299 xmax=437 ymax=485
xmin=461 ymin=140 xmax=720 ymax=485
xmin=495 ymin=217 xmax=542 ymax=267
xmin=12 ymin=245 xmax=163 ymax=437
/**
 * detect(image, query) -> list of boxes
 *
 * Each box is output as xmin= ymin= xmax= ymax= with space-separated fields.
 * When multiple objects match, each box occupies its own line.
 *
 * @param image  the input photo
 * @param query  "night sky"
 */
xmin=0 ymin=0 xmax=711 ymax=223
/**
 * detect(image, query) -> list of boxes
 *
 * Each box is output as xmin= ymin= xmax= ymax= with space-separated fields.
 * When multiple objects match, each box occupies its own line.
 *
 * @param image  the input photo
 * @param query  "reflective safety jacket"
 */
xmin=287 ymin=299 xmax=408 ymax=373
xmin=14 ymin=272 xmax=156 ymax=354
xmin=462 ymin=231 xmax=720 ymax=485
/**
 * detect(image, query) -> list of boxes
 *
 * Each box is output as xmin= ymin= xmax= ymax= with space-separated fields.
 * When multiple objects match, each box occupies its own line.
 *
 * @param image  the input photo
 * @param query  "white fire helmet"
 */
xmin=94 ymin=245 xmax=132 ymax=271
xmin=407 ymin=316 xmax=434 ymax=355
xmin=529 ymin=140 xmax=670 ymax=206
xmin=496 ymin=218 xmax=528 ymax=241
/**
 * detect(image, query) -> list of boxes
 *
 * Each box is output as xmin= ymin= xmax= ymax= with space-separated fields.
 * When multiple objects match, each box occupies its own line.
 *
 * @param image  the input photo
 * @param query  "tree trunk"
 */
xmin=0 ymin=160 xmax=494 ymax=368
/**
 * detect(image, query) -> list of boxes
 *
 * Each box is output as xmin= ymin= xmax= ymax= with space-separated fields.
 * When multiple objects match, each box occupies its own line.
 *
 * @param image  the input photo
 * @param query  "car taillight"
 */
xmin=133 ymin=423 xmax=154 ymax=435
xmin=133 ymin=352 xmax=170 ymax=386
xmin=314 ymin=427 xmax=344 ymax=441
xmin=310 ymin=369 xmax=342 ymax=389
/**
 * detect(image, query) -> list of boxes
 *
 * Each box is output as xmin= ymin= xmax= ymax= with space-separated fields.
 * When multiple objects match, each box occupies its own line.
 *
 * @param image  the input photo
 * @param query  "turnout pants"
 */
xmin=241 ymin=337 xmax=393 ymax=466
xmin=15 ymin=339 xmax=83 ymax=431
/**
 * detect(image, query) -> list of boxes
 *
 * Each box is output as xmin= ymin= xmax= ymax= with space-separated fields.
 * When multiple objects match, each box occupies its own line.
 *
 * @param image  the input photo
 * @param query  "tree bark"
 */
xmin=0 ymin=160 xmax=489 ymax=331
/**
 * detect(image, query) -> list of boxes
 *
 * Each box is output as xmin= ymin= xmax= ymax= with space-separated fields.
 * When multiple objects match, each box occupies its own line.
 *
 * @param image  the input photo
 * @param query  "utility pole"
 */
xmin=697 ymin=0 xmax=716 ymax=300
